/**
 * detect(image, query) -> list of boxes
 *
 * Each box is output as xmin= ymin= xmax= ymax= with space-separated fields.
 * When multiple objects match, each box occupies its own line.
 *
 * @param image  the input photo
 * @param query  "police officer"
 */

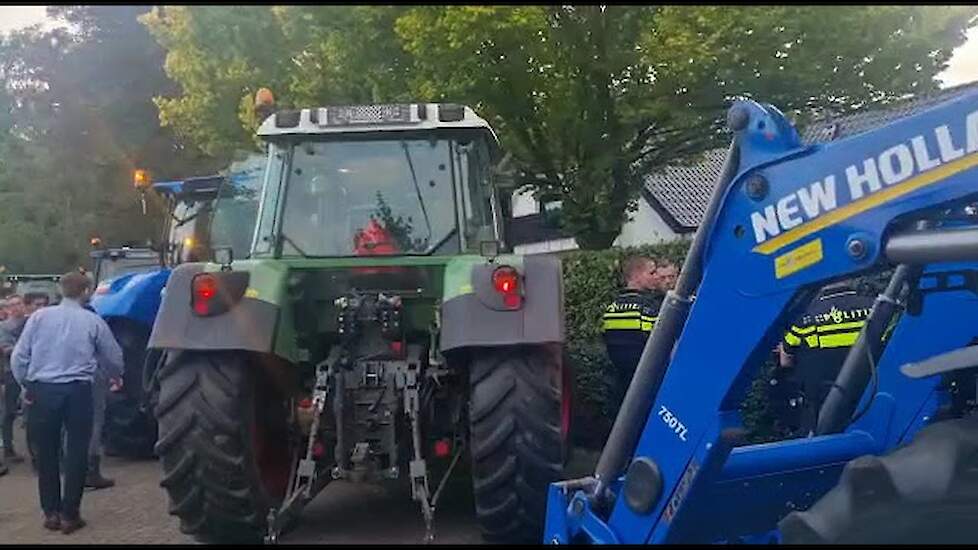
xmin=774 ymin=280 xmax=876 ymax=434
xmin=602 ymin=256 xmax=677 ymax=413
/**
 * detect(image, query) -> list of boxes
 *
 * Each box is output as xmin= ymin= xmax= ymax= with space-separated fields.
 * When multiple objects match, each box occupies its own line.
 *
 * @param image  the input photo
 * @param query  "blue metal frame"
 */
xmin=545 ymin=90 xmax=978 ymax=543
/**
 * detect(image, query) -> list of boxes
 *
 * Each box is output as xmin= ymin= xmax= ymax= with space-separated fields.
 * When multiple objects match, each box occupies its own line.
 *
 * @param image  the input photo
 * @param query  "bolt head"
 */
xmin=847 ymin=238 xmax=867 ymax=259
xmin=571 ymin=499 xmax=585 ymax=516
xmin=745 ymin=174 xmax=769 ymax=200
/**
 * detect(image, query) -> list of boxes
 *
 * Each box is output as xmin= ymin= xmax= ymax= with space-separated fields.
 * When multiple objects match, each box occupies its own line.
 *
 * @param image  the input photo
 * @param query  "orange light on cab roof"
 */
xmin=133 ymin=169 xmax=150 ymax=190
xmin=255 ymin=87 xmax=275 ymax=109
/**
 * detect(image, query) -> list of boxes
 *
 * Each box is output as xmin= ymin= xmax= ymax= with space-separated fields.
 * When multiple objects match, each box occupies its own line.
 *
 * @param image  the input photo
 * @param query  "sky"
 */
xmin=0 ymin=5 xmax=977 ymax=87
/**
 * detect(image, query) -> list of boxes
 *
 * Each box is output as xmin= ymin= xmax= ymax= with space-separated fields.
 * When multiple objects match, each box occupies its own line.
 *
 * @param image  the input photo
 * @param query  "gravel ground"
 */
xmin=0 ymin=420 xmax=599 ymax=544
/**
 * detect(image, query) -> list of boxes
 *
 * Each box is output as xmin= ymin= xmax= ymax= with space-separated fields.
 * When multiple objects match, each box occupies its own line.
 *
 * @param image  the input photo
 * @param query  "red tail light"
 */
xmin=433 ymin=439 xmax=451 ymax=458
xmin=192 ymin=274 xmax=218 ymax=315
xmin=492 ymin=267 xmax=519 ymax=294
xmin=492 ymin=266 xmax=522 ymax=309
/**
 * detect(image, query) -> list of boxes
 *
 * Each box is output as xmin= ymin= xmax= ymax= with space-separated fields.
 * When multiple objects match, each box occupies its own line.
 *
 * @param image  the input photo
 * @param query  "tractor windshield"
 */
xmin=256 ymin=136 xmax=494 ymax=258
xmin=95 ymin=254 xmax=160 ymax=283
xmin=209 ymin=154 xmax=265 ymax=259
xmin=167 ymin=200 xmax=211 ymax=264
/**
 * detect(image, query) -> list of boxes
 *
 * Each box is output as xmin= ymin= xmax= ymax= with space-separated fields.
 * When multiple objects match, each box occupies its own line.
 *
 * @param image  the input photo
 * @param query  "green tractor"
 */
xmin=146 ymin=100 xmax=571 ymax=543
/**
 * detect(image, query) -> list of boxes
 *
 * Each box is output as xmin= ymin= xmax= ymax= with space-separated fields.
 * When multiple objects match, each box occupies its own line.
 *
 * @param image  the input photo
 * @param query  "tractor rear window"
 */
xmin=277 ymin=139 xmax=460 ymax=257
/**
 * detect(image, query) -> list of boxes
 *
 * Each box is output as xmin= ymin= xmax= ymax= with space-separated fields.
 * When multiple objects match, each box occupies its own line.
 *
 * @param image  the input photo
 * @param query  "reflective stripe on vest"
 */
xmin=602 ymin=312 xmax=657 ymax=332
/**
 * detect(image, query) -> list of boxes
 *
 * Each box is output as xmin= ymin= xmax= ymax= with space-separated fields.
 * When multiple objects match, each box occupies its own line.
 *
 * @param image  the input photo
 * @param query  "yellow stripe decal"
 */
xmin=754 ymin=151 xmax=978 ymax=255
xmin=774 ymin=238 xmax=823 ymax=279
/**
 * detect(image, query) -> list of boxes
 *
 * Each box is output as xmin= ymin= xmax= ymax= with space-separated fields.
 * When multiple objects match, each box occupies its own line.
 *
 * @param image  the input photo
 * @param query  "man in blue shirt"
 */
xmin=11 ymin=271 xmax=124 ymax=534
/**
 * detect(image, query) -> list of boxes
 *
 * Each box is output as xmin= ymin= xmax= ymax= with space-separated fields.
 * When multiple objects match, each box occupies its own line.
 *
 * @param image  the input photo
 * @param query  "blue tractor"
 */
xmin=91 ymin=157 xmax=264 ymax=458
xmin=90 ymin=174 xmax=225 ymax=457
xmin=544 ymin=89 xmax=978 ymax=543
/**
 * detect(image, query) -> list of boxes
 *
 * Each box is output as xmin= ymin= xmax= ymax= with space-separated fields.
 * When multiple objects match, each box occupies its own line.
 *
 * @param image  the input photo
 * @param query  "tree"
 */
xmin=140 ymin=5 xmax=412 ymax=157
xmin=144 ymin=6 xmax=978 ymax=249
xmin=396 ymin=5 xmax=978 ymax=248
xmin=0 ymin=6 xmax=219 ymax=272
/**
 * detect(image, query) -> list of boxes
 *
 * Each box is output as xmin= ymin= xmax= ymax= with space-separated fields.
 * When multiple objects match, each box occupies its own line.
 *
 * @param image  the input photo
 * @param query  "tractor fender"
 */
xmin=90 ymin=269 xmax=171 ymax=329
xmin=441 ymin=255 xmax=564 ymax=351
xmin=147 ymin=263 xmax=279 ymax=353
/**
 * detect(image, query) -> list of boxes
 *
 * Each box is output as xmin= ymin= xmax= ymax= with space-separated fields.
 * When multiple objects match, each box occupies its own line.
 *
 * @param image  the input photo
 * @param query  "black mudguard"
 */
xmin=147 ymin=263 xmax=278 ymax=353
xmin=441 ymin=255 xmax=564 ymax=351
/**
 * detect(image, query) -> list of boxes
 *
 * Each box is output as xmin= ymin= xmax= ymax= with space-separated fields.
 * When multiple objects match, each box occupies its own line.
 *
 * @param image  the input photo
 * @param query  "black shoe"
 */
xmin=85 ymin=472 xmax=115 ymax=490
xmin=84 ymin=456 xmax=115 ymax=490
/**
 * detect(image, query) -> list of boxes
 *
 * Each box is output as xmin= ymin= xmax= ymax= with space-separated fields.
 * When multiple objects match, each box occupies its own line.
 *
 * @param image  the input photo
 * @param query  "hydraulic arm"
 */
xmin=546 ymin=89 xmax=978 ymax=544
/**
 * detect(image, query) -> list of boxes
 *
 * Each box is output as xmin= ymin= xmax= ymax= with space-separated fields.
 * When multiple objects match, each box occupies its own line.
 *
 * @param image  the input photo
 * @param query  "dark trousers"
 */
xmin=27 ymin=381 xmax=93 ymax=520
xmin=604 ymin=339 xmax=646 ymax=415
xmin=2 ymin=373 xmax=20 ymax=451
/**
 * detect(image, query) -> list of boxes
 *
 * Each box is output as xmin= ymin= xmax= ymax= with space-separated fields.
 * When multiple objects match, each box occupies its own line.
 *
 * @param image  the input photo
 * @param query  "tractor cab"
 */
xmin=207 ymin=153 xmax=266 ymax=261
xmin=89 ymin=244 xmax=161 ymax=286
xmin=251 ymin=103 xmax=506 ymax=260
xmin=0 ymin=274 xmax=62 ymax=305
xmin=152 ymin=174 xmax=225 ymax=265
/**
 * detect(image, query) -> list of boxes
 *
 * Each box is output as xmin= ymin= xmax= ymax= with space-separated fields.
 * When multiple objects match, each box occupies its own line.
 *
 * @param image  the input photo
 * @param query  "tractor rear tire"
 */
xmin=779 ymin=416 xmax=978 ymax=544
xmin=103 ymin=393 xmax=157 ymax=458
xmin=103 ymin=323 xmax=157 ymax=458
xmin=153 ymin=351 xmax=292 ymax=544
xmin=468 ymin=346 xmax=567 ymax=543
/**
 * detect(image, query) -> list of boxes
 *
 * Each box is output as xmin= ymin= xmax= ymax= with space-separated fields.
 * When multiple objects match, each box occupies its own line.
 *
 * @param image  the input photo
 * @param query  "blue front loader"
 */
xmin=545 ymin=89 xmax=978 ymax=543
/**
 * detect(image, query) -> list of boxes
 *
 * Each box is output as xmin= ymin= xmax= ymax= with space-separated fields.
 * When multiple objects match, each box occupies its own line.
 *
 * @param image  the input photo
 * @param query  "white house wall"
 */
xmin=613 ymin=197 xmax=681 ymax=247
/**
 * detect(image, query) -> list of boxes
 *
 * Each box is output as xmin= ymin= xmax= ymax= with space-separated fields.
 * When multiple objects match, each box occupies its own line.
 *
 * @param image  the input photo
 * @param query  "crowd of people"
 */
xmin=0 ymin=272 xmax=124 ymax=535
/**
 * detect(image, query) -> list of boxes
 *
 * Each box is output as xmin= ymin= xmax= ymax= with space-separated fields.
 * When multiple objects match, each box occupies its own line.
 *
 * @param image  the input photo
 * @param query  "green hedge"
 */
xmin=560 ymin=241 xmax=780 ymax=447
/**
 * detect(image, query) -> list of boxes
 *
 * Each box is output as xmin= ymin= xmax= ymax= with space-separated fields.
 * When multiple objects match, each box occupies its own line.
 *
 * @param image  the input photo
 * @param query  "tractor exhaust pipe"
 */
xmin=591 ymin=135 xmax=742 ymax=502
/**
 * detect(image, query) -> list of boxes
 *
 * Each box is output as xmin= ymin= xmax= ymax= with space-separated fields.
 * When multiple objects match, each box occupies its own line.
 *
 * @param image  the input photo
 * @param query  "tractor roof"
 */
xmin=256 ymin=103 xmax=498 ymax=143
xmin=89 ymin=246 xmax=158 ymax=260
xmin=152 ymin=174 xmax=225 ymax=199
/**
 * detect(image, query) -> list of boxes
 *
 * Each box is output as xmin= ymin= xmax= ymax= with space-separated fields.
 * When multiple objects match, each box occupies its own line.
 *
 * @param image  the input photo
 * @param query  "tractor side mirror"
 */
xmin=480 ymin=240 xmax=500 ymax=261
xmin=214 ymin=247 xmax=234 ymax=271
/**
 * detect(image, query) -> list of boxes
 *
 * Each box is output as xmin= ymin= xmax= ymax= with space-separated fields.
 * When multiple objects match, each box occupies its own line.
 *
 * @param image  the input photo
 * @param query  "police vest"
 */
xmin=783 ymin=289 xmax=875 ymax=353
xmin=602 ymin=289 xmax=663 ymax=335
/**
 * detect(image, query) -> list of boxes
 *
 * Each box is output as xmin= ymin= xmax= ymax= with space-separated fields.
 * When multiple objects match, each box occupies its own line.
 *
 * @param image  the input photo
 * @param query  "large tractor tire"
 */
xmin=779 ymin=416 xmax=978 ymax=544
xmin=154 ymin=351 xmax=292 ymax=543
xmin=468 ymin=346 xmax=568 ymax=543
xmin=103 ymin=323 xmax=157 ymax=458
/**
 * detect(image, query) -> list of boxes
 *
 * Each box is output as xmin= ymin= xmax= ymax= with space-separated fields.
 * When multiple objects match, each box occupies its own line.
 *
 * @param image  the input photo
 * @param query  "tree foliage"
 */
xmin=143 ymin=5 xmax=977 ymax=249
xmin=1 ymin=6 xmax=974 ymax=274
xmin=397 ymin=6 xmax=978 ymax=248
xmin=0 ymin=6 xmax=219 ymax=272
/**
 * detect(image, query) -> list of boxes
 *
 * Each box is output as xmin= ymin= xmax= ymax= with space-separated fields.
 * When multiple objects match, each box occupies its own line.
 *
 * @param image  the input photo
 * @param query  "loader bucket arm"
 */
xmin=546 ymin=90 xmax=978 ymax=544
